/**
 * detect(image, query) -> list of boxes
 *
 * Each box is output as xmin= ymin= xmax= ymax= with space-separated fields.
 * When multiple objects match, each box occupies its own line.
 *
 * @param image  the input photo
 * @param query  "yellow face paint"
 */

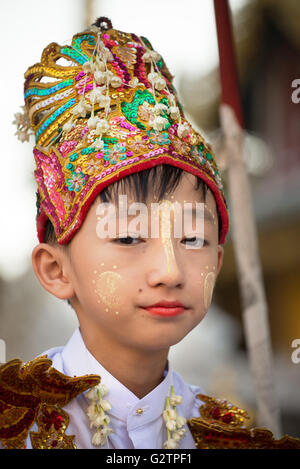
xmin=204 ymin=272 xmax=216 ymax=310
xmin=95 ymin=271 xmax=122 ymax=309
xmin=158 ymin=200 xmax=176 ymax=275
xmin=205 ymin=203 xmax=217 ymax=226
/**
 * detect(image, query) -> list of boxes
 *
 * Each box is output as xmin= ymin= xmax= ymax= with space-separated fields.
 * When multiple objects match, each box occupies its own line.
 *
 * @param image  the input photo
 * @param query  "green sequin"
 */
xmin=60 ymin=47 xmax=88 ymax=65
xmin=80 ymin=147 xmax=96 ymax=155
xmin=140 ymin=36 xmax=154 ymax=50
xmin=73 ymin=34 xmax=96 ymax=52
xmin=69 ymin=153 xmax=79 ymax=162
xmin=121 ymin=90 xmax=172 ymax=130
xmin=103 ymin=137 xmax=118 ymax=144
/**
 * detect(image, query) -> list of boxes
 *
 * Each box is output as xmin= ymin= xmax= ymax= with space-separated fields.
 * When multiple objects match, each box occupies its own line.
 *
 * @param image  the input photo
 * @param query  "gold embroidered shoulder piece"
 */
xmin=187 ymin=394 xmax=300 ymax=449
xmin=0 ymin=357 xmax=100 ymax=449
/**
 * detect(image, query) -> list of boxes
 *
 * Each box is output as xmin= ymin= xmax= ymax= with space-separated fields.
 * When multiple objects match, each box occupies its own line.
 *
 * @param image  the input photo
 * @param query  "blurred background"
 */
xmin=0 ymin=0 xmax=299 ymax=438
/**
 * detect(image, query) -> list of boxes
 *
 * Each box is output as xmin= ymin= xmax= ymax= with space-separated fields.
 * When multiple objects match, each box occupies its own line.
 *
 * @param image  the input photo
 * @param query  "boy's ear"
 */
xmin=216 ymin=245 xmax=224 ymax=277
xmin=32 ymin=243 xmax=75 ymax=301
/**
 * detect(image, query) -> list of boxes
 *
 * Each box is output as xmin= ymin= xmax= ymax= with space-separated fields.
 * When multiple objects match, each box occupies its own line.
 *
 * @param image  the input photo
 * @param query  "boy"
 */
xmin=1 ymin=17 xmax=298 ymax=450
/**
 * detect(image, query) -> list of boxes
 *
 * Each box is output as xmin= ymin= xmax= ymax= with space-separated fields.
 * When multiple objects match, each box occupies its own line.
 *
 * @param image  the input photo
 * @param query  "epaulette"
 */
xmin=0 ymin=357 xmax=100 ymax=449
xmin=187 ymin=394 xmax=300 ymax=449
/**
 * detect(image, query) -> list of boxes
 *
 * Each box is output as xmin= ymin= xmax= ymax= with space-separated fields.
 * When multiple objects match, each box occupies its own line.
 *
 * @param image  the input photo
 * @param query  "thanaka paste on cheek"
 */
xmin=93 ymin=264 xmax=122 ymax=315
xmin=203 ymin=271 xmax=216 ymax=310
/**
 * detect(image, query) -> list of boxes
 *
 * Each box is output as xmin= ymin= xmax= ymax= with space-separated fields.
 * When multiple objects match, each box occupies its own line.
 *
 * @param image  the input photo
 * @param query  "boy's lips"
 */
xmin=141 ymin=300 xmax=187 ymax=317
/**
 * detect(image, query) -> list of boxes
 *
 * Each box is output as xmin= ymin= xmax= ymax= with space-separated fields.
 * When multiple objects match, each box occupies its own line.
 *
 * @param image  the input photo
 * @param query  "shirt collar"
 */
xmin=61 ymin=327 xmax=172 ymax=425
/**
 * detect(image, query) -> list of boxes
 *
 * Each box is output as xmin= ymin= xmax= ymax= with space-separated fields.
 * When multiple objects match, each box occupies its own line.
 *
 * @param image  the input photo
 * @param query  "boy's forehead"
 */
xmin=89 ymin=173 xmax=217 ymax=217
xmin=74 ymin=174 xmax=219 ymax=243
xmin=111 ymin=172 xmax=204 ymax=205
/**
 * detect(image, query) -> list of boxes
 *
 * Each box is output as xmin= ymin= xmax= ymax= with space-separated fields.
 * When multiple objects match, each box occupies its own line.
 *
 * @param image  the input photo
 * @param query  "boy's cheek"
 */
xmin=189 ymin=264 xmax=216 ymax=313
xmin=89 ymin=266 xmax=130 ymax=318
xmin=93 ymin=269 xmax=122 ymax=309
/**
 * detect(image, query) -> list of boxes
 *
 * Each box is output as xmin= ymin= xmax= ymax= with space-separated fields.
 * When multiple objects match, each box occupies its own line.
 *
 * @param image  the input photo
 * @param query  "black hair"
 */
xmin=36 ymin=164 xmax=221 ymax=308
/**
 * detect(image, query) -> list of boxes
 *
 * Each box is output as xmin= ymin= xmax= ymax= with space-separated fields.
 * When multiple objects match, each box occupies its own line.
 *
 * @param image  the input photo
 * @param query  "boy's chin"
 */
xmin=132 ymin=329 xmax=195 ymax=351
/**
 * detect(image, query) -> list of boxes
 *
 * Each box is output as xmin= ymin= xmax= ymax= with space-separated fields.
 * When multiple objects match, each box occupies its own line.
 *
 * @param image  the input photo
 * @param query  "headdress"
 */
xmin=14 ymin=16 xmax=229 ymax=245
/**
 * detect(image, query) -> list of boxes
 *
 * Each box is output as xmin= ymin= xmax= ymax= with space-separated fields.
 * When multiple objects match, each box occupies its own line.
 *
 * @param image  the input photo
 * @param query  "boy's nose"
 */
xmin=147 ymin=201 xmax=184 ymax=287
xmin=146 ymin=239 xmax=184 ymax=288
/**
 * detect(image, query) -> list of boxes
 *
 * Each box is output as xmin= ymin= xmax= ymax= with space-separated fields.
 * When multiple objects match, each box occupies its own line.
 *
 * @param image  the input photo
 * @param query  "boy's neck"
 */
xmin=79 ymin=326 xmax=169 ymax=399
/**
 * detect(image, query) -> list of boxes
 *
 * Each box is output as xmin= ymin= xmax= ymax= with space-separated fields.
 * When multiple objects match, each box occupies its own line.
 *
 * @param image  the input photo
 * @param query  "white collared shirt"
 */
xmin=23 ymin=328 xmax=205 ymax=449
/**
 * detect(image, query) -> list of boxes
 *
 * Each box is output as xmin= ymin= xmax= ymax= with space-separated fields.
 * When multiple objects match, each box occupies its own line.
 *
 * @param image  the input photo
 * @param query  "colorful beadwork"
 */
xmin=17 ymin=18 xmax=230 ymax=245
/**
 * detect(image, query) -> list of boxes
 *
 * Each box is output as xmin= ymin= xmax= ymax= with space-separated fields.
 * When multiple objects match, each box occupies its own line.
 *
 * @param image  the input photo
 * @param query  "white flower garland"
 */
xmin=85 ymin=382 xmax=114 ymax=446
xmin=13 ymin=105 xmax=33 ymax=142
xmin=85 ymin=377 xmax=187 ymax=449
xmin=162 ymin=385 xmax=187 ymax=448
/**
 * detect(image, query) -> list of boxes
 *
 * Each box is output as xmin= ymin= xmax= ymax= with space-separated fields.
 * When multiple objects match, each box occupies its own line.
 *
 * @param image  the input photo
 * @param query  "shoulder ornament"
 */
xmin=0 ymin=357 xmax=100 ymax=449
xmin=187 ymin=394 xmax=300 ymax=449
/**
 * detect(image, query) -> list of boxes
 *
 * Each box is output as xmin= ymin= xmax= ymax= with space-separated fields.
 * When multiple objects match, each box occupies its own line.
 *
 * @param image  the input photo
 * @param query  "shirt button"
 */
xmin=136 ymin=408 xmax=143 ymax=415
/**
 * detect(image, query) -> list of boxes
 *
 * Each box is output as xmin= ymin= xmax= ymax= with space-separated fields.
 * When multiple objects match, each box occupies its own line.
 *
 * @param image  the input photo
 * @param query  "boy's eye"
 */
xmin=182 ymin=236 xmax=207 ymax=248
xmin=113 ymin=235 xmax=142 ymax=245
xmin=113 ymin=235 xmax=207 ymax=248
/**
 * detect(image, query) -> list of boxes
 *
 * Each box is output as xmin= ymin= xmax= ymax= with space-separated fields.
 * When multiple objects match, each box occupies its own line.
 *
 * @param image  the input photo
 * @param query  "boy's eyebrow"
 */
xmin=184 ymin=206 xmax=215 ymax=224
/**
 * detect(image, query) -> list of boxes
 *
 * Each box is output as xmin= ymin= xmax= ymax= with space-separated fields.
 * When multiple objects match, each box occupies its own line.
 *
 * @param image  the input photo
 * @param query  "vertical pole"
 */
xmin=213 ymin=0 xmax=243 ymax=128
xmin=213 ymin=0 xmax=281 ymax=436
xmin=84 ymin=0 xmax=95 ymax=28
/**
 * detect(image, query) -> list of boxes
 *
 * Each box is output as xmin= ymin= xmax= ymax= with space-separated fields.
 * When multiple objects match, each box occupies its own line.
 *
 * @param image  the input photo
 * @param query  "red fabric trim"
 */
xmin=36 ymin=210 xmax=49 ymax=244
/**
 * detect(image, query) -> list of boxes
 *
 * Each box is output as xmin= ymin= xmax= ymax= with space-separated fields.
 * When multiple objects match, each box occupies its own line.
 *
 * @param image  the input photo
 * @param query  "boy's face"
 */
xmin=33 ymin=172 xmax=223 ymax=351
xmin=40 ymin=171 xmax=224 ymax=352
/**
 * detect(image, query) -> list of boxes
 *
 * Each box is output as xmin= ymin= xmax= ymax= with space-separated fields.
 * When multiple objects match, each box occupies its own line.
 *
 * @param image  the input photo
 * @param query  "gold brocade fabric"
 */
xmin=187 ymin=394 xmax=300 ymax=449
xmin=0 ymin=357 xmax=100 ymax=449
xmin=30 ymin=404 xmax=76 ymax=449
xmin=1 ymin=357 xmax=300 ymax=449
